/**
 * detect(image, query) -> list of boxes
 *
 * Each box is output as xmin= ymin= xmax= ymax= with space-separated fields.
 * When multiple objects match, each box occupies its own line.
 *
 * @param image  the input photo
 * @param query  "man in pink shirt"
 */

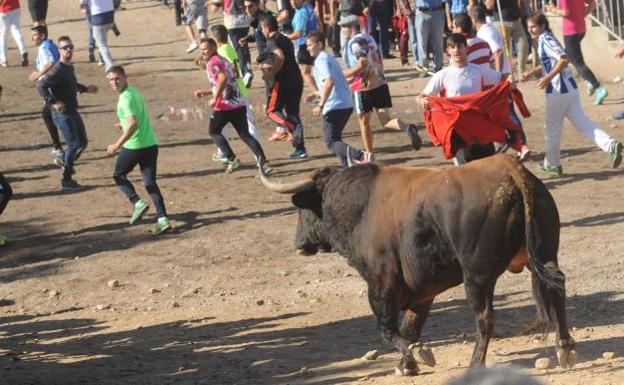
xmin=547 ymin=0 xmax=607 ymax=105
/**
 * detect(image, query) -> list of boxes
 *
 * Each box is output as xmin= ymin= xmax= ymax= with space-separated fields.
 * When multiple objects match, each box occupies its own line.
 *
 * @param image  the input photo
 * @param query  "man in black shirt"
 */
xmin=240 ymin=0 xmax=272 ymax=64
xmin=37 ymin=36 xmax=98 ymax=191
xmin=260 ymin=14 xmax=307 ymax=158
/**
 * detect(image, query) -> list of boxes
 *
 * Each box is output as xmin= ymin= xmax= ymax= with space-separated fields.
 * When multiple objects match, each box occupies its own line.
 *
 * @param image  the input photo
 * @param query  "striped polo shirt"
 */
xmin=538 ymin=31 xmax=577 ymax=94
xmin=466 ymin=34 xmax=492 ymax=69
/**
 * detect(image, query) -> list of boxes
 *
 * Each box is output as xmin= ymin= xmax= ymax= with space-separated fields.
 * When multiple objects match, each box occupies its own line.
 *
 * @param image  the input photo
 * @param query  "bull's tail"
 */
xmin=510 ymin=163 xmax=566 ymax=337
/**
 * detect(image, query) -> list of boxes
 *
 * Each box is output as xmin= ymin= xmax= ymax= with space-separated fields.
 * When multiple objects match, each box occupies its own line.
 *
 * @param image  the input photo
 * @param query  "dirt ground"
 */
xmin=1 ymin=1 xmax=624 ymax=384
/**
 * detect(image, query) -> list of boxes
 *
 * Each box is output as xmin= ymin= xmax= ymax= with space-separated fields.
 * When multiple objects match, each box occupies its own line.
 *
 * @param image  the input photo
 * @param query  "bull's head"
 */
xmin=259 ymin=166 xmax=335 ymax=256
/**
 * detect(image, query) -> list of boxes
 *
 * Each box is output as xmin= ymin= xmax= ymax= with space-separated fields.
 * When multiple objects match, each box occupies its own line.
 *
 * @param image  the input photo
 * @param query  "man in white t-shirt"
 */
xmin=417 ymin=33 xmax=504 ymax=164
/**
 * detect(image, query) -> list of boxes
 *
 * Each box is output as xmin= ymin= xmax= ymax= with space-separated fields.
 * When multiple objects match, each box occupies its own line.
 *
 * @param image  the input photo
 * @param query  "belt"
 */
xmin=417 ymin=5 xmax=444 ymax=12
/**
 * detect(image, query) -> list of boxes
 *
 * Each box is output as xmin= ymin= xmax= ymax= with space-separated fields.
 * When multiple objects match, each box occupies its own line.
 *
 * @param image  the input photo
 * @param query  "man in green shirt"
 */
xmin=105 ymin=65 xmax=171 ymax=235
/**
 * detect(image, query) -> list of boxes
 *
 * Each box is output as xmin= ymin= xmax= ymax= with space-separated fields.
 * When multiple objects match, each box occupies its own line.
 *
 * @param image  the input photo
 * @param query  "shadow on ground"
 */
xmin=1 ymin=290 xmax=622 ymax=385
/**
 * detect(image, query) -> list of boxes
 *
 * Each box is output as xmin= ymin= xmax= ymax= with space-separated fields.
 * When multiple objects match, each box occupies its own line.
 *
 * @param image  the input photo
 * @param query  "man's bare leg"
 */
xmin=358 ymin=113 xmax=374 ymax=154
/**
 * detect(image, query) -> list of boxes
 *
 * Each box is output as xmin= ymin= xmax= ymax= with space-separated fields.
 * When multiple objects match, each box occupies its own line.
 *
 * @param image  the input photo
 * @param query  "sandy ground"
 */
xmin=1 ymin=1 xmax=624 ymax=384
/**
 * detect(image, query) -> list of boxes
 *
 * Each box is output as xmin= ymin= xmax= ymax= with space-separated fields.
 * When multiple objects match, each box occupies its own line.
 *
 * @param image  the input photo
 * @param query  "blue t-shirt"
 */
xmin=449 ymin=0 xmax=467 ymax=14
xmin=36 ymin=39 xmax=60 ymax=72
xmin=292 ymin=3 xmax=317 ymax=46
xmin=313 ymin=51 xmax=354 ymax=115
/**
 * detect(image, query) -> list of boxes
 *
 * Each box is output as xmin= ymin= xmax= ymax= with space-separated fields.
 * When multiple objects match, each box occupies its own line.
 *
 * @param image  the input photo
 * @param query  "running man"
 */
xmin=260 ymin=14 xmax=308 ymax=158
xmin=341 ymin=15 xmax=421 ymax=159
xmin=193 ymin=38 xmax=273 ymax=174
xmin=37 ymin=36 xmax=98 ymax=191
xmin=209 ymin=24 xmax=261 ymax=162
xmin=521 ymin=14 xmax=622 ymax=176
xmin=28 ymin=25 xmax=64 ymax=167
xmin=106 ymin=65 xmax=172 ymax=235
xmin=305 ymin=31 xmax=370 ymax=166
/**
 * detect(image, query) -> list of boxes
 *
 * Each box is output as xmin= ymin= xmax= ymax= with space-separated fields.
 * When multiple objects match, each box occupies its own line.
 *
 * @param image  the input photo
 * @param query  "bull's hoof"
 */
xmin=557 ymin=347 xmax=577 ymax=369
xmin=412 ymin=345 xmax=436 ymax=367
xmin=556 ymin=338 xmax=577 ymax=369
xmin=394 ymin=366 xmax=418 ymax=376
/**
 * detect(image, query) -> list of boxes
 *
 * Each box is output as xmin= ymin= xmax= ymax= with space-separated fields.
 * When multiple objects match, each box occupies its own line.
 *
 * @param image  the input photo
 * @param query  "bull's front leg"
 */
xmin=368 ymin=287 xmax=418 ymax=376
xmin=400 ymin=300 xmax=434 ymax=343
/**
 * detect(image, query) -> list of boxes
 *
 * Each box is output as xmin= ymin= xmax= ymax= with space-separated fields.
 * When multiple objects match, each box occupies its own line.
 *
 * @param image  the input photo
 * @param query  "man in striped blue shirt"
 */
xmin=521 ymin=14 xmax=622 ymax=176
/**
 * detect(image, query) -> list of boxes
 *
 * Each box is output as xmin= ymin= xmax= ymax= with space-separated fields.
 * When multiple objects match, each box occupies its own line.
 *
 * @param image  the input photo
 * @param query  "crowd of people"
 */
xmin=1 ymin=0 xmax=623 ymax=243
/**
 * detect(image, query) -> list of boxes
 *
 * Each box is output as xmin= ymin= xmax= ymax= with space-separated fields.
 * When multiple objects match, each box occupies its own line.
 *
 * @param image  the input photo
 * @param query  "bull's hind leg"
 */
xmin=464 ymin=280 xmax=496 ymax=366
xmin=533 ymin=261 xmax=577 ymax=369
xmin=368 ymin=288 xmax=418 ymax=376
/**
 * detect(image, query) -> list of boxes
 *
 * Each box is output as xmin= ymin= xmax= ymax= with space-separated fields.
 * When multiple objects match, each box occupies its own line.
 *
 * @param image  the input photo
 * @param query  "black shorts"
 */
xmin=353 ymin=84 xmax=392 ymax=115
xmin=28 ymin=0 xmax=48 ymax=22
xmin=296 ymin=44 xmax=315 ymax=65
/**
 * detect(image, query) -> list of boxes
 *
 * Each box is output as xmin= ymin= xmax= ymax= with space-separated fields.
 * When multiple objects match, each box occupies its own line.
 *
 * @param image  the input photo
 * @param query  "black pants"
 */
xmin=113 ymin=145 xmax=167 ymax=218
xmin=28 ymin=0 xmax=48 ymax=22
xmin=209 ymin=106 xmax=266 ymax=161
xmin=451 ymin=133 xmax=495 ymax=165
xmin=0 ymin=173 xmax=12 ymax=217
xmin=266 ymin=79 xmax=305 ymax=151
xmin=564 ymin=33 xmax=600 ymax=89
xmin=322 ymin=108 xmax=360 ymax=167
xmin=42 ymin=102 xmax=63 ymax=150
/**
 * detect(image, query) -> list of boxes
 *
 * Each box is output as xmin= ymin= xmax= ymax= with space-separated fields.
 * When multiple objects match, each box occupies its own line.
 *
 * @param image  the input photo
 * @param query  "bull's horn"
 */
xmin=259 ymin=165 xmax=315 ymax=194
xmin=347 ymin=146 xmax=354 ymax=167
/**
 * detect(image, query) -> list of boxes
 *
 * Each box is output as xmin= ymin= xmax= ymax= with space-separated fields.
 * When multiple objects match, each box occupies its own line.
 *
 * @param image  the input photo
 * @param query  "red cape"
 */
xmin=424 ymin=81 xmax=530 ymax=159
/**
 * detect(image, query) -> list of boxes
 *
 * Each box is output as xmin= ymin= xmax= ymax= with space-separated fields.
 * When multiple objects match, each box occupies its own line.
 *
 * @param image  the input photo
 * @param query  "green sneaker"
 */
xmin=256 ymin=157 xmax=273 ymax=176
xmin=538 ymin=163 xmax=563 ymax=176
xmin=211 ymin=152 xmax=229 ymax=163
xmin=585 ymin=81 xmax=596 ymax=97
xmin=0 ymin=234 xmax=8 ymax=246
xmin=225 ymin=158 xmax=241 ymax=174
xmin=609 ymin=141 xmax=623 ymax=168
xmin=594 ymin=87 xmax=608 ymax=105
xmin=130 ymin=199 xmax=149 ymax=225
xmin=150 ymin=216 xmax=171 ymax=235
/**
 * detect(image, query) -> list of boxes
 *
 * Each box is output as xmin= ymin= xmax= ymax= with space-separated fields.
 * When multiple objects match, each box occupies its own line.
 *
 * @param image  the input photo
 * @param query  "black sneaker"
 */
xmin=21 ymin=52 xmax=28 ymax=67
xmin=406 ymin=124 xmax=422 ymax=151
xmin=61 ymin=179 xmax=84 ymax=191
xmin=288 ymin=149 xmax=308 ymax=159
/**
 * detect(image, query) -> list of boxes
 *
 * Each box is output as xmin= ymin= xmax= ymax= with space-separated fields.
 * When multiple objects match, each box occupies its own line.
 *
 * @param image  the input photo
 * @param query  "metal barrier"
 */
xmin=590 ymin=0 xmax=624 ymax=42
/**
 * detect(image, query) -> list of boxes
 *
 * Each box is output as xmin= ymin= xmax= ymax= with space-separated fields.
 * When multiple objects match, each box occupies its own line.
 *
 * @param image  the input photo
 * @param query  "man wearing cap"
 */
xmin=28 ymin=25 xmax=64 ymax=167
xmin=340 ymin=15 xmax=422 ymax=159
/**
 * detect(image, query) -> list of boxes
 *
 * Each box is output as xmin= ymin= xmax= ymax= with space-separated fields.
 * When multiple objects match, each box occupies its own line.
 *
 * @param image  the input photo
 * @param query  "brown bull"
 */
xmin=260 ymin=154 xmax=576 ymax=375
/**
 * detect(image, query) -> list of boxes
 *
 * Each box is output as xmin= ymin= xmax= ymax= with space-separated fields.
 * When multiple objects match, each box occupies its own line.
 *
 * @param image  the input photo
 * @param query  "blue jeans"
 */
xmin=52 ymin=110 xmax=88 ymax=180
xmin=407 ymin=16 xmax=418 ymax=64
xmin=415 ymin=9 xmax=445 ymax=71
xmin=85 ymin=7 xmax=95 ymax=50
xmin=367 ymin=2 xmax=390 ymax=56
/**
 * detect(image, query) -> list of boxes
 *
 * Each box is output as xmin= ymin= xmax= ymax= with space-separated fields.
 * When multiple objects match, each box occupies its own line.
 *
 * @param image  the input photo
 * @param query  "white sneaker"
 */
xmin=242 ymin=72 xmax=253 ymax=88
xmin=186 ymin=41 xmax=198 ymax=54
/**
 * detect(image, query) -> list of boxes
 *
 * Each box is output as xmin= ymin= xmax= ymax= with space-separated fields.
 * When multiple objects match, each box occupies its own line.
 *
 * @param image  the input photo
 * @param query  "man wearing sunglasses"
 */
xmin=37 ymin=36 xmax=98 ymax=191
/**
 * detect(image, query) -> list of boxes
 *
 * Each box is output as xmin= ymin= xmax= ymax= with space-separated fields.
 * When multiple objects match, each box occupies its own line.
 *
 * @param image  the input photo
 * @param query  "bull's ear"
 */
xmin=292 ymin=190 xmax=323 ymax=218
